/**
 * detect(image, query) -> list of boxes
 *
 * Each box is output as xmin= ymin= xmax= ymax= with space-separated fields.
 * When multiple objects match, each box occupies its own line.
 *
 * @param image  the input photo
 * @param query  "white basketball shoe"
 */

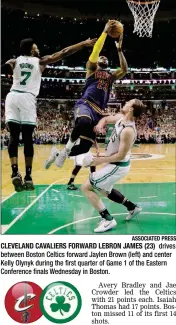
xmin=44 ymin=147 xmax=60 ymax=169
xmin=94 ymin=218 xmax=117 ymax=233
xmin=126 ymin=206 xmax=142 ymax=221
xmin=55 ymin=148 xmax=68 ymax=168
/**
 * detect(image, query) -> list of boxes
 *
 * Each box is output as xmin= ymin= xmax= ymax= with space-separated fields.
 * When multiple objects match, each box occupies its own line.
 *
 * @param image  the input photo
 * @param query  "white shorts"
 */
xmin=89 ymin=162 xmax=130 ymax=194
xmin=5 ymin=91 xmax=37 ymax=125
xmin=70 ymin=152 xmax=91 ymax=167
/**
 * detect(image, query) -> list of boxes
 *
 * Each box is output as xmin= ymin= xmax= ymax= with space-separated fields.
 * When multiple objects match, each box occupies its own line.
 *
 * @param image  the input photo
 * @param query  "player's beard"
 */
xmin=34 ymin=52 xmax=40 ymax=58
xmin=98 ymin=62 xmax=108 ymax=70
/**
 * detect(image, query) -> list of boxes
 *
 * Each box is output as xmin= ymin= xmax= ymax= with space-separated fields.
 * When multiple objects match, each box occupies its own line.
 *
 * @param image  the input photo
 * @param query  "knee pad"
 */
xmin=71 ymin=117 xmax=93 ymax=142
xmin=78 ymin=117 xmax=95 ymax=143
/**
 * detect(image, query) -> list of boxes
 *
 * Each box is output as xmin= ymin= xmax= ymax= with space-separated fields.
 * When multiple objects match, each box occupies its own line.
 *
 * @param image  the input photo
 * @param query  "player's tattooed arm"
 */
xmin=111 ymin=34 xmax=128 ymax=81
xmin=1 ymin=59 xmax=16 ymax=74
xmin=39 ymin=38 xmax=96 ymax=69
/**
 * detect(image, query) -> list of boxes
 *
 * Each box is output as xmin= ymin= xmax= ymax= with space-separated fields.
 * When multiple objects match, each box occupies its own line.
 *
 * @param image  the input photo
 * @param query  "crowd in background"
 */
xmin=2 ymin=73 xmax=176 ymax=100
xmin=1 ymin=7 xmax=176 ymax=149
xmin=1 ymin=99 xmax=175 ymax=149
xmin=2 ymin=8 xmax=176 ymax=68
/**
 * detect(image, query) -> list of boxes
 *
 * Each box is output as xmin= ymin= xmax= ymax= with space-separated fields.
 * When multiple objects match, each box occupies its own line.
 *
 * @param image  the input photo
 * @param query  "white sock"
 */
xmin=66 ymin=139 xmax=75 ymax=152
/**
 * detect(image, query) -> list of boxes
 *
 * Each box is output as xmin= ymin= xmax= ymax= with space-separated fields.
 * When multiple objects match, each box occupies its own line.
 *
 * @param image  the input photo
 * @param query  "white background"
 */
xmin=0 ymin=235 xmax=176 ymax=325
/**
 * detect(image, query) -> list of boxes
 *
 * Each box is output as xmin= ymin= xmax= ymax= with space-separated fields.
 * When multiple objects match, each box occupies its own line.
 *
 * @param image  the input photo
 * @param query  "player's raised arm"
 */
xmin=1 ymin=59 xmax=16 ymax=74
xmin=39 ymin=38 xmax=97 ymax=67
xmin=86 ymin=20 xmax=117 ymax=76
xmin=111 ymin=34 xmax=128 ymax=81
xmin=94 ymin=113 xmax=124 ymax=134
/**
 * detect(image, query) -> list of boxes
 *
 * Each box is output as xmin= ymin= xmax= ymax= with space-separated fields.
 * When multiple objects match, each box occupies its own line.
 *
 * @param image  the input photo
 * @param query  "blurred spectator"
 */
xmin=1 ymin=100 xmax=175 ymax=147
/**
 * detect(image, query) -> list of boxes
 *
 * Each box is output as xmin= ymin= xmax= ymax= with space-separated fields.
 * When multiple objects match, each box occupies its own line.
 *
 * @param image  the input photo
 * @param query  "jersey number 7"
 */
xmin=20 ymin=71 xmax=31 ymax=85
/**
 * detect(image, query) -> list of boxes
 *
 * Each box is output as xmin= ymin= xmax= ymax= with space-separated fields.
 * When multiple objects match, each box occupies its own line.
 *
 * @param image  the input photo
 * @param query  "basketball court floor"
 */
xmin=1 ymin=144 xmax=176 ymax=235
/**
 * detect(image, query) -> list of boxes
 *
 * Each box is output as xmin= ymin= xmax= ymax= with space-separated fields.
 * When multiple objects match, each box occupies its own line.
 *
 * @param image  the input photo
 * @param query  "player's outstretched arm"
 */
xmin=1 ymin=59 xmax=16 ymax=74
xmin=39 ymin=38 xmax=97 ymax=67
xmin=86 ymin=20 xmax=116 ymax=76
xmin=94 ymin=113 xmax=123 ymax=134
xmin=111 ymin=34 xmax=128 ymax=81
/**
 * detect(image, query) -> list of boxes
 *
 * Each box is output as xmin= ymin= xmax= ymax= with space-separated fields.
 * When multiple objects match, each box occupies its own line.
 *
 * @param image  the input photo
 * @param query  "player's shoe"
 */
xmin=44 ymin=147 xmax=60 ymax=169
xmin=55 ymin=148 xmax=67 ymax=168
xmin=23 ymin=176 xmax=35 ymax=191
xmin=11 ymin=173 xmax=24 ymax=192
xmin=94 ymin=218 xmax=117 ymax=233
xmin=126 ymin=206 xmax=142 ymax=221
xmin=67 ymin=184 xmax=78 ymax=190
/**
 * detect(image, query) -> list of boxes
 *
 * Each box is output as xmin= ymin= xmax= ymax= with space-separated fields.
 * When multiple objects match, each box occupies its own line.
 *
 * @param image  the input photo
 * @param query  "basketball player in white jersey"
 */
xmin=81 ymin=99 xmax=146 ymax=232
xmin=2 ymin=37 xmax=96 ymax=191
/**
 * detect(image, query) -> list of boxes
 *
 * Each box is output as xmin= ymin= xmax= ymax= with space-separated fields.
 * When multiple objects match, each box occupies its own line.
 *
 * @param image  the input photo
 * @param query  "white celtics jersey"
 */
xmin=11 ymin=56 xmax=42 ymax=96
xmin=106 ymin=118 xmax=137 ymax=162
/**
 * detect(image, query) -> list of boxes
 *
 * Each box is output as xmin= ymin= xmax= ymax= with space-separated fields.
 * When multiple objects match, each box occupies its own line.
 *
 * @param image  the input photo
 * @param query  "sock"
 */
xmin=122 ymin=198 xmax=136 ymax=211
xmin=11 ymin=164 xmax=18 ymax=175
xmin=68 ymin=177 xmax=74 ymax=185
xmin=26 ymin=166 xmax=32 ymax=178
xmin=99 ymin=209 xmax=113 ymax=221
xmin=66 ymin=139 xmax=75 ymax=152
xmin=108 ymin=189 xmax=136 ymax=211
xmin=90 ymin=166 xmax=96 ymax=173
xmin=68 ymin=165 xmax=81 ymax=185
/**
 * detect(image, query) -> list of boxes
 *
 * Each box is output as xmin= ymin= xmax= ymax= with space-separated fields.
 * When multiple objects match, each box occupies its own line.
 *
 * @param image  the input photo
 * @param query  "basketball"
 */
xmin=108 ymin=21 xmax=124 ymax=38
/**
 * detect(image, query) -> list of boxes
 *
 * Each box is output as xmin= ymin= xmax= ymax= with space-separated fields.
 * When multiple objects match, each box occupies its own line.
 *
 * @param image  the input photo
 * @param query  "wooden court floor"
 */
xmin=1 ymin=144 xmax=176 ymax=235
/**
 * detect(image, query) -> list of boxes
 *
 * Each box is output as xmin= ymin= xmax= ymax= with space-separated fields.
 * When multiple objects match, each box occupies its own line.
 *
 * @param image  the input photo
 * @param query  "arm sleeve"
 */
xmin=89 ymin=32 xmax=107 ymax=63
xmin=1 ymin=63 xmax=13 ymax=75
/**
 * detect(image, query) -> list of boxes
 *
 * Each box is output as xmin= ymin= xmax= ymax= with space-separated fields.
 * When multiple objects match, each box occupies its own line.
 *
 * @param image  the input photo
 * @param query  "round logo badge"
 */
xmin=5 ymin=281 xmax=43 ymax=323
xmin=40 ymin=281 xmax=82 ymax=323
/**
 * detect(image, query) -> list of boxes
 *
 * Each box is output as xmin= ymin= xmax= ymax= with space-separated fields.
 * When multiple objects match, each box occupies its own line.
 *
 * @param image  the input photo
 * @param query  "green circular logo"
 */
xmin=40 ymin=281 xmax=82 ymax=323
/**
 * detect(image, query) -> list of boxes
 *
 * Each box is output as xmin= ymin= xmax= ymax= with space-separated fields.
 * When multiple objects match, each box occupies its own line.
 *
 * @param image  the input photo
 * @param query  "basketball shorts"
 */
xmin=74 ymin=100 xmax=103 ymax=143
xmin=74 ymin=100 xmax=103 ymax=125
xmin=70 ymin=151 xmax=91 ymax=167
xmin=89 ymin=162 xmax=130 ymax=194
xmin=5 ymin=91 xmax=37 ymax=125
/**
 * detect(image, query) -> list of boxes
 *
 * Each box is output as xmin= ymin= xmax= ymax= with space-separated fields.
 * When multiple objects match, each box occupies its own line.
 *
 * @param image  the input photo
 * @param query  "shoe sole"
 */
xmin=44 ymin=147 xmax=59 ymax=169
xmin=44 ymin=160 xmax=54 ymax=169
xmin=12 ymin=178 xmax=24 ymax=192
xmin=24 ymin=182 xmax=35 ymax=191
xmin=55 ymin=151 xmax=67 ymax=168
xmin=126 ymin=208 xmax=142 ymax=221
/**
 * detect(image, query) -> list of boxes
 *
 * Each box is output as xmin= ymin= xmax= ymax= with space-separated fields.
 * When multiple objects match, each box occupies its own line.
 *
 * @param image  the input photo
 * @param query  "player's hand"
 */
xmin=94 ymin=125 xmax=106 ymax=135
xmin=90 ymin=157 xmax=104 ymax=167
xmin=83 ymin=38 xmax=97 ymax=47
xmin=115 ymin=33 xmax=123 ymax=50
xmin=104 ymin=20 xmax=117 ymax=33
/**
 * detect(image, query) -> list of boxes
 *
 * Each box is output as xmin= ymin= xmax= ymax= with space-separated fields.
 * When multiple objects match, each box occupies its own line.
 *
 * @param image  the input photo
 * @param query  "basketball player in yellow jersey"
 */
xmin=2 ymin=37 xmax=96 ymax=191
